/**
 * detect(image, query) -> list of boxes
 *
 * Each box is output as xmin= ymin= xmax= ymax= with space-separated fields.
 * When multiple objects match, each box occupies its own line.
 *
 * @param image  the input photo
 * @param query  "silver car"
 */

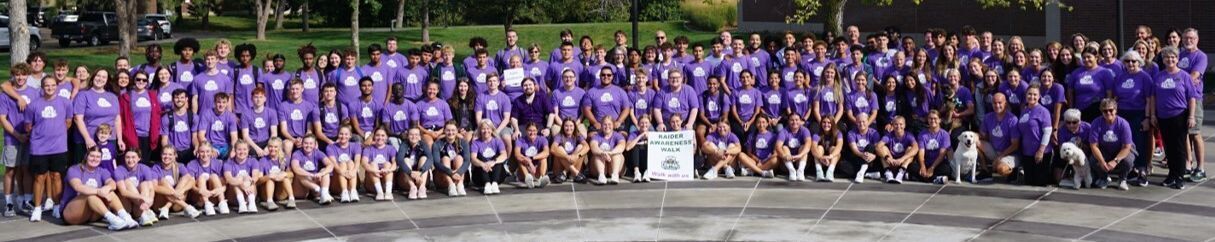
xmin=0 ymin=15 xmax=42 ymax=51
xmin=141 ymin=14 xmax=171 ymax=38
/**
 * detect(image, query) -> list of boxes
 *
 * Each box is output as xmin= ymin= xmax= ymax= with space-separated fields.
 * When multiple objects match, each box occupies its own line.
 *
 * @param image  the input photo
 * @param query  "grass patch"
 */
xmin=175 ymin=15 xmax=328 ymax=32
xmin=1 ymin=21 xmax=716 ymax=80
xmin=681 ymin=0 xmax=737 ymax=32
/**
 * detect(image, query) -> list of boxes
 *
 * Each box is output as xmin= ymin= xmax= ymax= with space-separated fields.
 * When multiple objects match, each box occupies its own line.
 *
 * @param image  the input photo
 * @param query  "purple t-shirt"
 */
xmin=546 ymin=61 xmax=584 ymax=89
xmin=763 ymin=88 xmax=784 ymax=118
xmin=186 ymin=159 xmax=223 ymax=180
xmin=232 ymin=66 xmax=259 ymax=113
xmin=748 ymin=130 xmax=778 ymax=160
xmin=326 ymin=142 xmax=362 ymax=164
xmin=705 ymin=132 xmax=740 ymax=151
xmin=1039 ymin=83 xmax=1065 ymax=108
xmin=292 ymin=149 xmax=328 ymax=173
xmin=784 ymin=87 xmax=814 ymax=117
xmin=651 ymin=61 xmax=680 ymax=88
xmin=97 ymin=141 xmax=118 ymax=171
xmin=172 ymin=61 xmax=199 ymax=84
xmin=476 ymin=91 xmax=513 ymax=127
xmin=73 ymin=89 xmax=120 ymax=141
xmin=329 ymin=66 xmax=365 ymax=106
xmin=113 ymin=164 xmax=156 ymax=187
xmin=1066 ymin=67 xmax=1115 ymax=110
xmin=295 ymin=69 xmax=323 ymax=103
xmin=380 ymin=100 xmax=417 ymax=134
xmin=628 ymin=89 xmax=657 ymax=120
xmin=1149 ymin=70 xmax=1199 ymax=119
xmin=241 ymin=106 xmax=278 ymax=143
xmin=778 ymin=127 xmax=813 ymax=150
xmin=311 ymin=103 xmax=346 ymax=138
xmin=1016 ymin=105 xmax=1054 ymax=156
xmin=260 ymin=70 xmax=293 ymax=110
xmin=156 ymin=82 xmax=186 ymax=113
xmin=525 ymin=61 xmax=551 ymax=89
xmin=194 ymin=109 xmax=238 ymax=146
xmin=815 ymin=87 xmax=843 ymax=118
xmin=0 ymin=86 xmax=39 ymax=144
xmin=347 ymin=98 xmax=382 ymax=133
xmin=152 ymin=163 xmax=189 ymax=187
xmin=26 ymin=95 xmax=72 ymax=155
xmin=716 ymin=57 xmax=750 ymax=90
xmin=683 ymin=61 xmax=714 ymax=93
xmin=61 ymin=165 xmax=112 ymax=210
xmin=997 ymin=82 xmax=1028 ymax=108
xmin=582 ymin=85 xmax=631 ymax=122
xmin=467 ymin=65 xmax=498 ymax=94
xmin=190 ymin=71 xmax=232 ymax=113
xmin=259 ymin=157 xmax=289 ymax=175
xmin=846 ymin=90 xmax=878 ymax=120
xmin=223 ymin=157 xmax=259 ymax=178
xmin=516 ymin=136 xmax=549 ymax=158
xmin=702 ymin=92 xmax=733 ymax=122
xmin=416 ymin=98 xmax=453 ymax=128
xmin=434 ymin=63 xmax=459 ymax=99
xmin=1058 ymin=121 xmax=1091 ymax=145
xmin=591 ymin=131 xmax=625 ymax=152
xmin=396 ymin=65 xmax=429 ymax=101
xmin=470 ymin=138 xmax=507 ymax=161
xmin=734 ymin=88 xmax=763 ymax=122
xmin=552 ymin=86 xmax=586 ymax=119
xmin=918 ymin=129 xmax=952 ymax=166
xmin=553 ymin=134 xmax=585 ymax=154
xmin=1088 ymin=117 xmax=1134 ymax=153
xmin=656 ymin=87 xmax=700 ymax=122
xmin=982 ymin=112 xmax=1020 ymax=153
xmin=362 ymin=145 xmax=397 ymax=169
xmin=1178 ymin=48 xmax=1207 ymax=82
xmin=362 ymin=64 xmax=393 ymax=103
xmin=127 ymin=90 xmax=156 ymax=136
xmin=779 ymin=66 xmax=799 ymax=89
xmin=847 ymin=128 xmax=881 ymax=153
xmin=881 ymin=132 xmax=917 ymax=158
xmin=1113 ymin=70 xmax=1151 ymax=111
xmin=160 ymin=111 xmax=193 ymax=150
xmin=278 ymin=100 xmax=316 ymax=137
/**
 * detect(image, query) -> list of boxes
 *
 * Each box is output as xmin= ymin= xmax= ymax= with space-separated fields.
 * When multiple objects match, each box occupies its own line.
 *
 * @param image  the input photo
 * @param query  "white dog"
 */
xmin=952 ymin=131 xmax=979 ymax=183
xmin=1060 ymin=142 xmax=1091 ymax=189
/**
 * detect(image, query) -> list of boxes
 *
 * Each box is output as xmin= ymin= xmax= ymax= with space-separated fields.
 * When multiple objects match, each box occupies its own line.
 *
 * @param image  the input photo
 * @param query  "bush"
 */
xmin=680 ymin=0 xmax=736 ymax=32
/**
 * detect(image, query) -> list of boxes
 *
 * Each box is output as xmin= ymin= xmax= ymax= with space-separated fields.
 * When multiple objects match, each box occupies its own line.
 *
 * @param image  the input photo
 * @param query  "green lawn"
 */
xmin=1 ymin=21 xmax=717 ymax=80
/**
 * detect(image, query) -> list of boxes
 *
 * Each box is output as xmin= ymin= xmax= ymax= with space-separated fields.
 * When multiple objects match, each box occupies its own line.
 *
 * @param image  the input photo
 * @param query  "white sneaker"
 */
xmin=29 ymin=208 xmax=41 ymax=222
xmin=159 ymin=207 xmax=170 ymax=219
xmin=525 ymin=174 xmax=536 ymax=188
xmin=419 ymin=186 xmax=429 ymax=198
xmin=140 ymin=212 xmax=155 ymax=226
xmin=350 ymin=192 xmax=361 ymax=202
xmin=853 ymin=176 xmax=864 ymax=183
xmin=385 ymin=192 xmax=395 ymax=200
xmin=122 ymin=214 xmax=139 ymax=229
xmin=724 ymin=166 xmax=736 ymax=179
xmin=538 ymin=176 xmax=550 ymax=187
xmin=340 ymin=191 xmax=351 ymax=203
xmin=597 ymin=176 xmax=608 ymax=185
xmin=448 ymin=186 xmax=459 ymax=196
xmin=867 ymin=172 xmax=882 ymax=179
xmin=106 ymin=216 xmax=125 ymax=231
xmin=321 ymin=194 xmax=335 ymax=204
xmin=43 ymin=199 xmax=54 ymax=212
xmin=457 ymin=184 xmax=467 ymax=196
xmin=487 ymin=183 xmax=498 ymax=194
xmin=248 ymin=201 xmax=259 ymax=213
xmin=185 ymin=206 xmax=202 ymax=218
xmin=217 ymin=202 xmax=231 ymax=214
xmin=407 ymin=189 xmax=417 ymax=200
xmin=237 ymin=203 xmax=249 ymax=214
xmin=762 ymin=170 xmax=774 ymax=178
xmin=703 ymin=169 xmax=718 ymax=180
xmin=739 ymin=167 xmax=751 ymax=177
xmin=204 ymin=202 xmax=216 ymax=216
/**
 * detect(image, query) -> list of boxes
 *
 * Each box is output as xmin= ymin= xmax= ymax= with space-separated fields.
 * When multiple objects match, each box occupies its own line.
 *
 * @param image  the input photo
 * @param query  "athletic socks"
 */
xmin=815 ymin=164 xmax=825 ymax=181
xmin=826 ymin=165 xmax=836 ymax=181
xmin=374 ymin=182 xmax=385 ymax=196
xmin=857 ymin=164 xmax=869 ymax=179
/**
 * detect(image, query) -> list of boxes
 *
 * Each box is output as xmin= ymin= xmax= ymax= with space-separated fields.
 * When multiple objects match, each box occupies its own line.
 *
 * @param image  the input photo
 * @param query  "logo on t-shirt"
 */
xmin=97 ymin=98 xmax=113 ymax=108
xmin=1103 ymin=130 xmax=1118 ymax=142
xmin=893 ymin=143 xmax=905 ymax=153
xmin=707 ymin=101 xmax=718 ymax=112
xmin=324 ymin=113 xmax=338 ymax=123
xmin=787 ymin=137 xmax=801 ymax=148
xmin=525 ymin=146 xmax=538 ymax=157
xmin=361 ymin=107 xmax=374 ymax=118
xmin=211 ymin=120 xmax=225 ymax=131
xmin=1161 ymin=78 xmax=1176 ymax=89
xmin=303 ymin=160 xmax=316 ymax=171
xmin=338 ymin=153 xmax=351 ymax=162
xmin=174 ymin=120 xmax=189 ymax=132
xmin=344 ymin=76 xmax=358 ymax=86
xmin=755 ymin=138 xmax=768 ymax=149
xmin=426 ymin=107 xmax=439 ymax=116
xmin=794 ymin=93 xmax=807 ymax=103
xmin=407 ymin=74 xmax=418 ymax=84
xmin=476 ymin=73 xmax=487 ymax=83
xmin=885 ymin=100 xmax=896 ymax=112
xmin=159 ymin=92 xmax=172 ymax=103
xmin=822 ymin=91 xmax=836 ymax=102
xmin=856 ymin=138 xmax=869 ymax=149
xmin=739 ymin=94 xmax=753 ymax=104
xmin=562 ymin=96 xmax=576 ymax=107
xmin=387 ymin=60 xmax=399 ymax=68
xmin=486 ymin=100 xmax=500 ymax=111
xmin=1122 ymin=78 xmax=1135 ymax=89
xmin=272 ymin=79 xmax=285 ymax=90
xmin=693 ymin=67 xmax=706 ymax=77
xmin=856 ymin=96 xmax=869 ymax=108
xmin=667 ymin=96 xmax=681 ymax=108
xmin=393 ymin=111 xmax=408 ymax=121
xmin=926 ymin=139 xmax=939 ymax=150
xmin=1080 ymin=75 xmax=1094 ymax=85
xmin=85 ymin=178 xmax=99 ymax=188
xmin=635 ymin=99 xmax=648 ymax=110
xmin=442 ymin=71 xmax=455 ymax=81
xmin=372 ymin=72 xmax=384 ymax=82
xmin=290 ymin=110 xmax=305 ymax=120
xmin=254 ymin=117 xmax=266 ymax=128
xmin=731 ymin=63 xmax=743 ymax=73
xmin=180 ymin=71 xmax=194 ymax=82
xmin=240 ymin=74 xmax=254 ymax=85
xmin=304 ymin=78 xmax=317 ymax=89
xmin=58 ymin=89 xmax=71 ymax=99
xmin=135 ymin=97 xmax=152 ymax=108
xmin=768 ymin=94 xmax=781 ymax=104
xmin=204 ymin=81 xmax=219 ymax=91
xmin=40 ymin=106 xmax=57 ymax=118
xmin=599 ymin=93 xmax=614 ymax=103
xmin=481 ymin=147 xmax=496 ymax=158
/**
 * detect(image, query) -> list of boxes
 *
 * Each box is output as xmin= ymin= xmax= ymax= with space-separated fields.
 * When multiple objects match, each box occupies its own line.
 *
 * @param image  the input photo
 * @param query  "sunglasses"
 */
xmin=601 ymin=73 xmax=614 ymax=77
xmin=135 ymin=78 xmax=149 ymax=82
xmin=1102 ymin=109 xmax=1116 ymax=113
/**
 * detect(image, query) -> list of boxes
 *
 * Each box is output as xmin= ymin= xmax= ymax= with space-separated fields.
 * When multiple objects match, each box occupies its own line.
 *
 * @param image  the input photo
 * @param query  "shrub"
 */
xmin=680 ymin=0 xmax=737 ymax=32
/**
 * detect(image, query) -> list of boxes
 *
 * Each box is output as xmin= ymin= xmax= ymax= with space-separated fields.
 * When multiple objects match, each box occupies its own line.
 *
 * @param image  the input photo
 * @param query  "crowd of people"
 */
xmin=0 ymin=24 xmax=1207 ymax=231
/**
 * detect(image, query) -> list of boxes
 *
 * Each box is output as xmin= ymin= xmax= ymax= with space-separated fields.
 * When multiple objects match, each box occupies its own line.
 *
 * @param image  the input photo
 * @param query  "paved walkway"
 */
xmin=2 ymin=117 xmax=1214 ymax=242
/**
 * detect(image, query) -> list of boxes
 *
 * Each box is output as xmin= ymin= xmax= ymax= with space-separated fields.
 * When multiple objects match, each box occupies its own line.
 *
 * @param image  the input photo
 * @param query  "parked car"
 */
xmin=141 ymin=14 xmax=171 ymax=38
xmin=27 ymin=6 xmax=48 ymax=27
xmin=0 ymin=15 xmax=43 ymax=51
xmin=136 ymin=18 xmax=163 ymax=41
xmin=50 ymin=11 xmax=119 ymax=47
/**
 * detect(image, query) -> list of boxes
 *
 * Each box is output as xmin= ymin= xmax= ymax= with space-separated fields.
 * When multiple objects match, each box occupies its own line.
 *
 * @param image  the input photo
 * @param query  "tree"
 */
xmin=274 ymin=0 xmax=287 ymax=30
xmin=8 ymin=0 xmax=30 ymax=64
xmin=254 ymin=0 xmax=275 ymax=40
xmin=302 ymin=0 xmax=311 ymax=32
xmin=394 ymin=0 xmax=405 ymax=29
xmin=785 ymin=0 xmax=1064 ymax=36
xmin=421 ymin=0 xmax=430 ymax=43
xmin=116 ymin=0 xmax=139 ymax=57
xmin=351 ymin=0 xmax=360 ymax=55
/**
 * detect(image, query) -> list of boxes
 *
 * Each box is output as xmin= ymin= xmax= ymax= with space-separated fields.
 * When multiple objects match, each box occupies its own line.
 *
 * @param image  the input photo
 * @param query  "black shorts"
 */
xmin=30 ymin=152 xmax=70 ymax=174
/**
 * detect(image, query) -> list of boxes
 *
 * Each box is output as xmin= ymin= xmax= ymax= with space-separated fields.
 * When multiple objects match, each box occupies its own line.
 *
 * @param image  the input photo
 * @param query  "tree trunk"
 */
xmin=394 ymin=0 xmax=405 ymax=29
xmin=255 ymin=0 xmax=272 ymax=40
xmin=421 ymin=0 xmax=430 ymax=43
xmin=9 ymin=0 xmax=30 ymax=64
xmin=116 ymin=0 xmax=138 ymax=57
xmin=826 ymin=0 xmax=847 ymax=37
xmin=201 ymin=3 xmax=211 ymax=31
xmin=273 ymin=0 xmax=286 ymax=30
xmin=351 ymin=0 xmax=360 ymax=57
xmin=302 ymin=0 xmax=310 ymax=32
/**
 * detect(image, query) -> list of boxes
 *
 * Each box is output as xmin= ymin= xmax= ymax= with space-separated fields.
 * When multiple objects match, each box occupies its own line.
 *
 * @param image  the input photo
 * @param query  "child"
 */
xmin=95 ymin=124 xmax=120 ymax=172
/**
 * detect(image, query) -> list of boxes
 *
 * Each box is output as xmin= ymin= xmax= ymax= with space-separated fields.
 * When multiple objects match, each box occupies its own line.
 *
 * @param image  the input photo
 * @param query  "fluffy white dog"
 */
xmin=952 ymin=131 xmax=979 ymax=183
xmin=1060 ymin=142 xmax=1090 ymax=189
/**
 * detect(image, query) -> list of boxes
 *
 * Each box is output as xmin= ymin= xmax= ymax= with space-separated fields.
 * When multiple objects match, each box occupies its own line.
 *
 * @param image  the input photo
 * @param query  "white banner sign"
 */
xmin=502 ymin=68 xmax=525 ymax=87
xmin=647 ymin=130 xmax=696 ymax=181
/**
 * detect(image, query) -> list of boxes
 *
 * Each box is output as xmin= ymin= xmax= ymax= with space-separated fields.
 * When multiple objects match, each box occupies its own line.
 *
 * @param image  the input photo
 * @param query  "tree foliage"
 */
xmin=786 ymin=0 xmax=1065 ymax=35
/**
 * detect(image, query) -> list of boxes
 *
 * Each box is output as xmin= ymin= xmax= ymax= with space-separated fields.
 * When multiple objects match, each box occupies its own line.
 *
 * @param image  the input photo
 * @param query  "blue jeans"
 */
xmin=1118 ymin=109 xmax=1150 ymax=169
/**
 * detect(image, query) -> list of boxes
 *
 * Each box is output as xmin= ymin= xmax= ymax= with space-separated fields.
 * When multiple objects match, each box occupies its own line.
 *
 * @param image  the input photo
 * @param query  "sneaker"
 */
xmin=1135 ymin=176 xmax=1149 ymax=187
xmin=20 ymin=200 xmax=33 ymax=211
xmin=29 ymin=208 xmax=41 ymax=222
xmin=351 ymin=193 xmax=361 ymax=202
xmin=866 ymin=172 xmax=882 ymax=179
xmin=596 ymin=176 xmax=608 ymax=185
xmin=1059 ymin=179 xmax=1076 ymax=189
xmin=4 ymin=204 xmax=14 ymax=217
xmin=265 ymin=201 xmax=279 ymax=211
xmin=185 ymin=206 xmax=202 ymax=219
xmin=204 ymin=203 xmax=216 ymax=216
xmin=106 ymin=217 xmax=125 ymax=231
xmin=448 ymin=186 xmax=459 ymax=196
xmin=285 ymin=200 xmax=298 ymax=209
xmin=525 ymin=174 xmax=536 ymax=189
xmin=1163 ymin=178 xmax=1186 ymax=189
xmin=1116 ymin=180 xmax=1130 ymax=191
xmin=238 ymin=203 xmax=249 ymax=214
xmin=408 ymin=189 xmax=418 ymax=200
xmin=159 ymin=207 xmax=170 ymax=219
xmin=1190 ymin=169 xmax=1207 ymax=182
xmin=553 ymin=174 xmax=566 ymax=184
xmin=762 ymin=170 xmax=774 ymax=178
xmin=740 ymin=168 xmax=752 ymax=177
xmin=573 ymin=174 xmax=588 ymax=183
xmin=385 ymin=193 xmax=395 ymax=200
xmin=42 ymin=199 xmax=54 ymax=212
xmin=1094 ymin=179 xmax=1109 ymax=189
xmin=51 ymin=205 xmax=60 ymax=219
xmin=218 ymin=202 xmax=231 ymax=214
xmin=140 ymin=212 xmax=155 ymax=226
xmin=609 ymin=176 xmax=620 ymax=185
xmin=724 ymin=166 xmax=736 ymax=179
xmin=320 ymin=195 xmax=334 ymax=205
xmin=538 ymin=176 xmax=550 ymax=187
xmin=703 ymin=169 xmax=718 ymax=180
xmin=932 ymin=176 xmax=946 ymax=185
xmin=853 ymin=176 xmax=864 ymax=184
xmin=457 ymin=184 xmax=467 ymax=196
xmin=340 ymin=192 xmax=351 ymax=203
